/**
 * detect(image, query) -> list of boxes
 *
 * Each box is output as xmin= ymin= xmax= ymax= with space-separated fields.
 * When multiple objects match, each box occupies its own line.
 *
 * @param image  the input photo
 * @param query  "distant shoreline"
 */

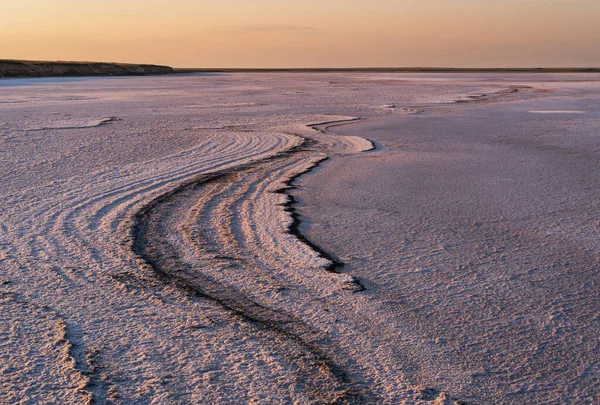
xmin=1 ymin=59 xmax=599 ymax=78
xmin=177 ymin=67 xmax=600 ymax=73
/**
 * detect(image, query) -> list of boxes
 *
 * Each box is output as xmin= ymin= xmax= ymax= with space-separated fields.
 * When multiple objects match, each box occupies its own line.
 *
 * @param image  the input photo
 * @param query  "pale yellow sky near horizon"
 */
xmin=1 ymin=0 xmax=599 ymax=67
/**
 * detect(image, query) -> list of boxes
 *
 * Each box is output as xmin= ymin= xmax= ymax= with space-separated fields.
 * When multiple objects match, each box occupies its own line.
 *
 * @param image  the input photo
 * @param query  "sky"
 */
xmin=1 ymin=0 xmax=599 ymax=68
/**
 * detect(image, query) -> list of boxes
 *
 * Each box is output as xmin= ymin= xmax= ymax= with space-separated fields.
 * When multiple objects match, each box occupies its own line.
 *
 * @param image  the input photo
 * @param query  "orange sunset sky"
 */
xmin=1 ymin=0 xmax=599 ymax=68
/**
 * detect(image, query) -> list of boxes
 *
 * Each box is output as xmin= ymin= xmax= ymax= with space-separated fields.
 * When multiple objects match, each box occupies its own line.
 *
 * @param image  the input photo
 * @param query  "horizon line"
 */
xmin=176 ymin=67 xmax=600 ymax=72
xmin=2 ymin=60 xmax=599 ymax=77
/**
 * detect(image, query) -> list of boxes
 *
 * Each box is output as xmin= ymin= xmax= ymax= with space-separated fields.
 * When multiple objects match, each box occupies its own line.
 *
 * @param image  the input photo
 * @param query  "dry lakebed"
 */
xmin=1 ymin=72 xmax=599 ymax=404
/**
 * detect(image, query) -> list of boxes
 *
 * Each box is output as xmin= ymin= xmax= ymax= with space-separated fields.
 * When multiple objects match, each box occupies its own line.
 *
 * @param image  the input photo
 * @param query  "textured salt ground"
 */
xmin=296 ymin=79 xmax=600 ymax=404
xmin=0 ymin=73 xmax=598 ymax=404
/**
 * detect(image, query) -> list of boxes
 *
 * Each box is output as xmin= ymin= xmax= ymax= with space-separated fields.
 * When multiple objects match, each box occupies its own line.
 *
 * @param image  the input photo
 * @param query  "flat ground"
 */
xmin=297 ymin=75 xmax=600 ymax=404
xmin=0 ymin=73 xmax=598 ymax=404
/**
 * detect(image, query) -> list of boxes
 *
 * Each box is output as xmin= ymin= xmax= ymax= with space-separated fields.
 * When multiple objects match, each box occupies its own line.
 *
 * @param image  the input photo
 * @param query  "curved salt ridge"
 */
xmin=123 ymin=116 xmax=370 ymax=291
xmin=121 ymin=116 xmax=373 ymax=401
xmin=24 ymin=117 xmax=118 ymax=131
xmin=276 ymin=115 xmax=374 ymax=154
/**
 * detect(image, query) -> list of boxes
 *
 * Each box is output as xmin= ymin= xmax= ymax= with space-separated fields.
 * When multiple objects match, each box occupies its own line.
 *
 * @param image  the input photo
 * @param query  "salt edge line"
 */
xmin=273 ymin=117 xmax=374 ymax=292
xmin=0 ymin=292 xmax=97 ymax=404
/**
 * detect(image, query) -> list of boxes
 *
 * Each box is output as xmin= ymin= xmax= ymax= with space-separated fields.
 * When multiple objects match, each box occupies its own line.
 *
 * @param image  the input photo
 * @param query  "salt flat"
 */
xmin=0 ymin=73 xmax=598 ymax=404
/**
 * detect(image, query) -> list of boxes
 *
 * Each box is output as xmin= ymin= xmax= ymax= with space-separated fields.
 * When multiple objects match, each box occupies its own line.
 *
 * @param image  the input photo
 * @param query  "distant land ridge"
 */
xmin=0 ymin=60 xmax=174 ymax=78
